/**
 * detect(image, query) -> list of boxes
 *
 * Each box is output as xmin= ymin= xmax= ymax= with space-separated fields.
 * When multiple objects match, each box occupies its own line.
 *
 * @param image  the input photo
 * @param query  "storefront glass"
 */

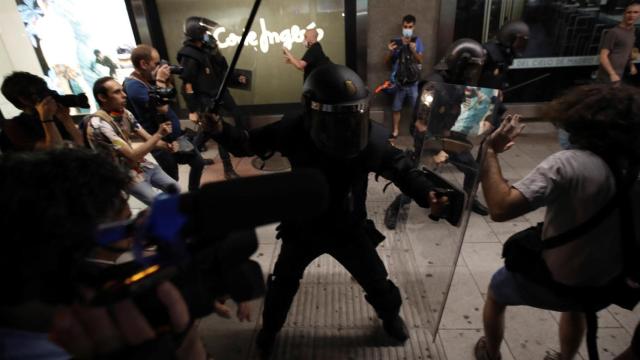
xmin=454 ymin=0 xmax=640 ymax=102
xmin=155 ymin=0 xmax=346 ymax=106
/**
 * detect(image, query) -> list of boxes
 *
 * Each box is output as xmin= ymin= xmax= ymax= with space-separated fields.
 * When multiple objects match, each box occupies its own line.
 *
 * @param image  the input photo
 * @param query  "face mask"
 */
xmin=402 ymin=28 xmax=413 ymax=38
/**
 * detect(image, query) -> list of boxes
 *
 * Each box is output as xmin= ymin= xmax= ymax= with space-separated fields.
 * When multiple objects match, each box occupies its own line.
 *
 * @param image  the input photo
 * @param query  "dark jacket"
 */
xmin=212 ymin=113 xmax=435 ymax=232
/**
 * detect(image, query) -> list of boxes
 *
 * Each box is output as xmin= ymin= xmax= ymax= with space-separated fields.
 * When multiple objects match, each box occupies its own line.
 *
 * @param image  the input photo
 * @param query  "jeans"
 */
xmin=151 ymin=148 xmax=205 ymax=191
xmin=128 ymin=163 xmax=181 ymax=205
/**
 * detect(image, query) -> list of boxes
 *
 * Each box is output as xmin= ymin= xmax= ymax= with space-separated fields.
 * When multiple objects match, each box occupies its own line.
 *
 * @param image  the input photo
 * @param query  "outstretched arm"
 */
xmin=480 ymin=115 xmax=531 ymax=221
xmin=283 ymin=47 xmax=307 ymax=71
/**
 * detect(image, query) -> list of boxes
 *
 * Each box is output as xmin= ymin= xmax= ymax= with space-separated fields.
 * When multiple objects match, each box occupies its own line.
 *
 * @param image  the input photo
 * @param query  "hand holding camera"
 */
xmin=155 ymin=64 xmax=171 ymax=85
xmin=36 ymin=96 xmax=58 ymax=122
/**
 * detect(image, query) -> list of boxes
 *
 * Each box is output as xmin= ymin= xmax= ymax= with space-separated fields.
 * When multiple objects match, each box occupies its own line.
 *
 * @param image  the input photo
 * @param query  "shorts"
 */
xmin=392 ymin=82 xmax=419 ymax=112
xmin=489 ymin=267 xmax=582 ymax=312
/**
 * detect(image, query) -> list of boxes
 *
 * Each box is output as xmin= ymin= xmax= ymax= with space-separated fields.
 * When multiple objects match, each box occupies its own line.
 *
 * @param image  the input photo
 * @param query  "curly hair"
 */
xmin=545 ymin=83 xmax=640 ymax=163
xmin=0 ymin=148 xmax=130 ymax=305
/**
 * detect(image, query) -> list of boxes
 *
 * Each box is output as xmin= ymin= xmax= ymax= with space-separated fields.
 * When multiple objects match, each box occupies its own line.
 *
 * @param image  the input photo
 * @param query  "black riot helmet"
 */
xmin=302 ymin=64 xmax=370 ymax=159
xmin=184 ymin=16 xmax=219 ymax=48
xmin=497 ymin=20 xmax=529 ymax=57
xmin=444 ymin=38 xmax=486 ymax=86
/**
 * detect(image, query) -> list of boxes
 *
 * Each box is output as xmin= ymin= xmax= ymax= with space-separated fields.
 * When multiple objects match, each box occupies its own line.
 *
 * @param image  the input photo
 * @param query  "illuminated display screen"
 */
xmin=15 ymin=0 xmax=137 ymax=112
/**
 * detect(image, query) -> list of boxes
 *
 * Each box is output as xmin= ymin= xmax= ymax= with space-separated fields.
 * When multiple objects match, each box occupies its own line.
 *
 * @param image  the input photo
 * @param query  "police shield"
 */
xmin=373 ymin=81 xmax=502 ymax=338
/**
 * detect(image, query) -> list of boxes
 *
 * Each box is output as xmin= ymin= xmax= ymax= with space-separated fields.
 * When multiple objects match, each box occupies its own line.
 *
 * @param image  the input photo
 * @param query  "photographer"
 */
xmin=0 ymin=71 xmax=84 ymax=152
xmin=85 ymin=76 xmax=180 ymax=205
xmin=0 ymin=148 xmax=207 ymax=360
xmin=384 ymin=14 xmax=424 ymax=140
xmin=124 ymin=44 xmax=207 ymax=192
xmin=178 ymin=16 xmax=250 ymax=180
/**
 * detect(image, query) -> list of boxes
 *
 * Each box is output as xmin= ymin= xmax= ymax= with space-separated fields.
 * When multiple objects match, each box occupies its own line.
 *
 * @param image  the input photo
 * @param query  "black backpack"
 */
xmin=395 ymin=39 xmax=421 ymax=85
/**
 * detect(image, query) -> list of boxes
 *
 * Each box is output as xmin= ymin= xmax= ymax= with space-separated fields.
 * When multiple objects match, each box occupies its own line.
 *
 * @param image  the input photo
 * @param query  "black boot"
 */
xmin=382 ymin=315 xmax=409 ymax=343
xmin=384 ymin=194 xmax=411 ymax=230
xmin=256 ymin=329 xmax=276 ymax=359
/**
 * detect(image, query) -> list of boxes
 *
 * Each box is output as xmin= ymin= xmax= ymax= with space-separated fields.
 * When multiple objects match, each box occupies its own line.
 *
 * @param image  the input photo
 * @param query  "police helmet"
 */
xmin=184 ymin=16 xmax=219 ymax=47
xmin=444 ymin=38 xmax=486 ymax=86
xmin=302 ymin=64 xmax=370 ymax=159
xmin=497 ymin=21 xmax=529 ymax=57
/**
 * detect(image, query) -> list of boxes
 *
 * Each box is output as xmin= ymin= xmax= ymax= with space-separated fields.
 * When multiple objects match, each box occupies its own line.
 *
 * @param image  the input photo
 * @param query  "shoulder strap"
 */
xmin=543 ymin=165 xmax=639 ymax=250
xmin=93 ymin=110 xmax=131 ymax=144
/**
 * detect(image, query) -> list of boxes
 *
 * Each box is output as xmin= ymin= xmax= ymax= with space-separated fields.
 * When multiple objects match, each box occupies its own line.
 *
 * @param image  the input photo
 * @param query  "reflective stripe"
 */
xmin=310 ymin=100 xmax=369 ymax=113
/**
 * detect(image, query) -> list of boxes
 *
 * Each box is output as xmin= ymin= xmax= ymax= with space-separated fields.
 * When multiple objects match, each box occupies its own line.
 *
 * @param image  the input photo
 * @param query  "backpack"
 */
xmin=395 ymin=39 xmax=421 ymax=85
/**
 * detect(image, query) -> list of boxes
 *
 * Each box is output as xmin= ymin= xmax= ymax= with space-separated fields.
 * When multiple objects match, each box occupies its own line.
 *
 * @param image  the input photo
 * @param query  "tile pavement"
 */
xmin=129 ymin=122 xmax=639 ymax=359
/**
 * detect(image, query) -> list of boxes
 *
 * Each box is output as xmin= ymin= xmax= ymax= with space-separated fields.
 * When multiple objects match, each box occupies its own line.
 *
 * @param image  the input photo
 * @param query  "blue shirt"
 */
xmin=123 ymin=78 xmax=181 ymax=142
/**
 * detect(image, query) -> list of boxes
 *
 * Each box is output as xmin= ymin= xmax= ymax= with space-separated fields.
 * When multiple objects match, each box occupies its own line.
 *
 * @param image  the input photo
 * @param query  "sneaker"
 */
xmin=471 ymin=199 xmax=489 ymax=216
xmin=256 ymin=329 xmax=276 ymax=359
xmin=382 ymin=315 xmax=409 ymax=343
xmin=474 ymin=336 xmax=501 ymax=360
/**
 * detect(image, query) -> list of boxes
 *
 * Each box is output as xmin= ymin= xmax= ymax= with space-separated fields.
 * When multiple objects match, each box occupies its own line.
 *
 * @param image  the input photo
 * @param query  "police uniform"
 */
xmin=211 ymin=65 xmax=438 ymax=354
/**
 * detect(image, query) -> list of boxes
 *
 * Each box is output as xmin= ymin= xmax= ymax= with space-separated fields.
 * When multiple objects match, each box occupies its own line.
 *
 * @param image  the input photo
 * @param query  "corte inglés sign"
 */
xmin=214 ymin=18 xmax=325 ymax=54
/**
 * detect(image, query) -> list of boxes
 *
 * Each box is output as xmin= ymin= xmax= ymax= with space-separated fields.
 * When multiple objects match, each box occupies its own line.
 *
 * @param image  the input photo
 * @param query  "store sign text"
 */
xmin=214 ymin=18 xmax=325 ymax=54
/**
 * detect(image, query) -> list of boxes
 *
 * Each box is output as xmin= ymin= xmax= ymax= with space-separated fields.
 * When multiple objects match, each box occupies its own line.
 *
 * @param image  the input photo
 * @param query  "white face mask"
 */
xmin=402 ymin=28 xmax=413 ymax=38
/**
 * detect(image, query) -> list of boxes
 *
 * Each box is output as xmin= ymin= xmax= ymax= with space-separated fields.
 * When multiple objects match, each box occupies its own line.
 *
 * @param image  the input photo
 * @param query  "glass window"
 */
xmin=156 ymin=0 xmax=346 ymax=106
xmin=454 ymin=0 xmax=640 ymax=102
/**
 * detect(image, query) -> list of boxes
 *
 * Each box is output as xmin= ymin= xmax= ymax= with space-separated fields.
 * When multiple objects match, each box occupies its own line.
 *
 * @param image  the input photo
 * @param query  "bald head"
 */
xmin=305 ymin=29 xmax=319 ymax=43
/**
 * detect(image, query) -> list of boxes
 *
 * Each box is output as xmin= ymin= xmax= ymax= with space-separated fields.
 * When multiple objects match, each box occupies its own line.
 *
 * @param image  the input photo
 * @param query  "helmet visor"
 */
xmin=309 ymin=105 xmax=370 ymax=159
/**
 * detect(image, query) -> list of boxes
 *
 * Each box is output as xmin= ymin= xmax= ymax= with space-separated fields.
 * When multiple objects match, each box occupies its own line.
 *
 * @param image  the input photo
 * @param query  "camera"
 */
xmin=148 ymin=86 xmax=177 ymax=105
xmin=39 ymin=89 xmax=90 ymax=109
xmin=159 ymin=59 xmax=184 ymax=75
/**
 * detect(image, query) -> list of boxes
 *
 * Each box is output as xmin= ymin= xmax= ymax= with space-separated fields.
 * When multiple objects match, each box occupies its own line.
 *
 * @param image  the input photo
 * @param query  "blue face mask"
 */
xmin=402 ymin=28 xmax=413 ymax=38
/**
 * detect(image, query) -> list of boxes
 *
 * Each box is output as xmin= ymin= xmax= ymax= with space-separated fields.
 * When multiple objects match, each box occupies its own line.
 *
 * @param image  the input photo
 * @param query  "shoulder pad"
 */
xmin=177 ymin=45 xmax=206 ymax=65
xmin=483 ymin=41 xmax=506 ymax=64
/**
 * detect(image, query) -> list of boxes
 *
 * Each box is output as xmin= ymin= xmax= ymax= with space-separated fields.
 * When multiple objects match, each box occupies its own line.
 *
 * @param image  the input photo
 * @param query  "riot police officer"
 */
xmin=384 ymin=38 xmax=489 ymax=230
xmin=177 ymin=16 xmax=250 ymax=179
xmin=206 ymin=64 xmax=449 ymax=358
xmin=480 ymin=20 xmax=530 ymax=90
